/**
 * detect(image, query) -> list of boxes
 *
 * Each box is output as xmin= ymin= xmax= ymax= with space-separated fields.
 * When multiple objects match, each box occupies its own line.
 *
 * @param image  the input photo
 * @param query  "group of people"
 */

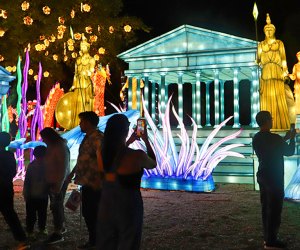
xmin=0 ymin=111 xmax=156 ymax=250
xmin=1 ymin=109 xmax=296 ymax=250
xmin=0 ymin=125 xmax=70 ymax=249
xmin=2 ymin=14 xmax=300 ymax=248
xmin=71 ymin=111 xmax=156 ymax=249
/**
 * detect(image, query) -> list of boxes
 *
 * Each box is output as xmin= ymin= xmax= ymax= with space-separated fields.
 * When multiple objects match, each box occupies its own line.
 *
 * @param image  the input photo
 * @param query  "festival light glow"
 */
xmin=0 ymin=28 xmax=5 ymax=37
xmin=285 ymin=169 xmax=300 ymax=200
xmin=14 ymin=50 xmax=30 ymax=181
xmin=42 ymin=6 xmax=51 ymax=15
xmin=103 ymin=97 xmax=245 ymax=192
xmin=30 ymin=62 xmax=44 ymax=157
xmin=124 ymin=25 xmax=132 ymax=32
xmin=1 ymin=94 xmax=9 ymax=132
xmin=43 ymin=83 xmax=64 ymax=128
xmin=21 ymin=1 xmax=30 ymax=11
xmin=15 ymin=56 xmax=22 ymax=139
xmin=233 ymin=69 xmax=240 ymax=127
xmin=138 ymin=96 xmax=245 ymax=191
xmin=23 ymin=16 xmax=33 ymax=25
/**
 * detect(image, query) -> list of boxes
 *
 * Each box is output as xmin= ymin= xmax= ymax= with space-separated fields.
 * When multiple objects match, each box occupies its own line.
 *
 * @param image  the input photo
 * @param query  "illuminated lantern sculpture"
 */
xmin=0 ymin=9 xmax=8 ymax=19
xmin=42 ymin=6 xmax=51 ymax=15
xmin=58 ymin=17 xmax=65 ymax=24
xmin=21 ymin=1 xmax=30 ymax=11
xmin=98 ymin=47 xmax=105 ymax=54
xmin=30 ymin=63 xmax=44 ymax=155
xmin=55 ymin=35 xmax=96 ymax=129
xmin=74 ymin=33 xmax=81 ymax=40
xmin=70 ymin=9 xmax=75 ymax=18
xmin=92 ymin=65 xmax=111 ymax=116
xmin=124 ymin=25 xmax=132 ymax=32
xmin=85 ymin=26 xmax=93 ymax=34
xmin=0 ymin=66 xmax=15 ymax=131
xmin=0 ymin=28 xmax=5 ymax=37
xmin=23 ymin=16 xmax=33 ymax=25
xmin=82 ymin=4 xmax=91 ymax=12
xmin=43 ymin=83 xmax=64 ymax=128
xmin=89 ymin=35 xmax=97 ymax=43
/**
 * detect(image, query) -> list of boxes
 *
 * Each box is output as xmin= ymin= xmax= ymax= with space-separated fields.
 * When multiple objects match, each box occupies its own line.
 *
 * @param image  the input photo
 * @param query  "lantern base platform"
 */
xmin=141 ymin=175 xmax=215 ymax=192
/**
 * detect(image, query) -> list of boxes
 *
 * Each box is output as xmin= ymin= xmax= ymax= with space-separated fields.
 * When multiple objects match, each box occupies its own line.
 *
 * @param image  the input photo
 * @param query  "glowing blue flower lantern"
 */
xmin=0 ymin=66 xmax=15 ymax=129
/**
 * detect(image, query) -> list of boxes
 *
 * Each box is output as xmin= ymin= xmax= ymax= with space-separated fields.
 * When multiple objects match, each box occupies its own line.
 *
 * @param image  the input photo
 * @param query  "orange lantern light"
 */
xmin=124 ymin=25 xmax=132 ymax=32
xmin=43 ymin=6 xmax=51 ymax=15
xmin=23 ymin=16 xmax=33 ymax=25
xmin=21 ymin=1 xmax=30 ymax=11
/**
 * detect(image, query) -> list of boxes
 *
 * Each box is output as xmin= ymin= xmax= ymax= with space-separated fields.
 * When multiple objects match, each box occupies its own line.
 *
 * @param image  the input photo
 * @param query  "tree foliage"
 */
xmin=0 ymin=0 xmax=148 ymax=101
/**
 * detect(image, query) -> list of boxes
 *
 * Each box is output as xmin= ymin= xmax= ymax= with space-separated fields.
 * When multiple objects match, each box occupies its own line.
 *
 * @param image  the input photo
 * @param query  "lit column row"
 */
xmin=251 ymin=67 xmax=260 ymax=127
xmin=233 ymin=68 xmax=240 ymax=128
xmin=214 ymin=69 xmax=220 ymax=126
xmin=125 ymin=66 xmax=259 ymax=128
xmin=177 ymin=72 xmax=183 ymax=126
xmin=194 ymin=71 xmax=201 ymax=127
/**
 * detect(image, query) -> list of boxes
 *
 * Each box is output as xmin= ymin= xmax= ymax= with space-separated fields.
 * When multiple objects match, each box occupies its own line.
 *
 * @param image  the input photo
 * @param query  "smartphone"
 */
xmin=136 ymin=118 xmax=146 ymax=137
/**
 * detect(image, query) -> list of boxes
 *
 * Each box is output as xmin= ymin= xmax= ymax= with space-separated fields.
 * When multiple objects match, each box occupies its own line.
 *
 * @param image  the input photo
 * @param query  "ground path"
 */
xmin=1 ymin=183 xmax=300 ymax=249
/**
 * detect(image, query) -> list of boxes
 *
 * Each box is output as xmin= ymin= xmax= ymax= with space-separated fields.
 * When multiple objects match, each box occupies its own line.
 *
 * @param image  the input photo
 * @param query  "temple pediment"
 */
xmin=118 ymin=25 xmax=257 ymax=82
xmin=119 ymin=25 xmax=257 ymax=59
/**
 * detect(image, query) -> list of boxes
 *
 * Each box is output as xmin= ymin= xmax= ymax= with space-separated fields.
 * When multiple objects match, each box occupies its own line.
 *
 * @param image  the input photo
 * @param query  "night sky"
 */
xmin=124 ymin=0 xmax=300 ymax=72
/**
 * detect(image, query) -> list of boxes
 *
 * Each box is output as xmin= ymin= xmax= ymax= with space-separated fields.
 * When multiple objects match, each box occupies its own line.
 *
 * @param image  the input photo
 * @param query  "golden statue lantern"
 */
xmin=55 ymin=35 xmax=96 ymax=129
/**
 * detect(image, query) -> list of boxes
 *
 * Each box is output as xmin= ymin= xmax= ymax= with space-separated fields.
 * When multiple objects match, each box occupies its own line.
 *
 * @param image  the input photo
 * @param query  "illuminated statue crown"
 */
xmin=264 ymin=13 xmax=276 ymax=32
xmin=80 ymin=34 xmax=90 ymax=49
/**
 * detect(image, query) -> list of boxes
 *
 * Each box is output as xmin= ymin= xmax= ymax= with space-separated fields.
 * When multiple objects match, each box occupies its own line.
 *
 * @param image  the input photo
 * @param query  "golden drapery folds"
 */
xmin=56 ymin=35 xmax=96 ymax=129
xmin=257 ymin=14 xmax=295 ymax=130
xmin=290 ymin=51 xmax=300 ymax=115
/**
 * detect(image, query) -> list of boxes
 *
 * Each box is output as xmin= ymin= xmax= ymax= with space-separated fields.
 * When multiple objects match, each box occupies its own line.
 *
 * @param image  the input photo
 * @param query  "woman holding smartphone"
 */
xmin=97 ymin=114 xmax=156 ymax=250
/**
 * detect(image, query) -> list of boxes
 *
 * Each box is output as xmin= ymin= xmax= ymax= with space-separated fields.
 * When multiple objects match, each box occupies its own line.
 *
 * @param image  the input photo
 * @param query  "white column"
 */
xmin=233 ymin=68 xmax=240 ymax=128
xmin=159 ymin=73 xmax=167 ymax=126
xmin=214 ymin=69 xmax=220 ymax=126
xmin=192 ymin=83 xmax=196 ymax=121
xmin=251 ymin=67 xmax=260 ymax=127
xmin=195 ymin=71 xmax=202 ymax=127
xmin=178 ymin=72 xmax=184 ymax=126
xmin=143 ymin=73 xmax=149 ymax=116
xmin=151 ymin=80 xmax=156 ymax=122
xmin=127 ymin=76 xmax=133 ymax=110
xmin=205 ymin=81 xmax=211 ymax=126
xmin=220 ymin=80 xmax=225 ymax=122
xmin=136 ymin=76 xmax=141 ymax=112
xmin=160 ymin=73 xmax=167 ymax=113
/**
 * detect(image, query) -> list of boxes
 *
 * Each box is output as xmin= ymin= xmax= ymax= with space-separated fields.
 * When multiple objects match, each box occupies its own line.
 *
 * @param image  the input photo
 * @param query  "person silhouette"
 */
xmin=0 ymin=132 xmax=28 ymax=248
xmin=253 ymin=111 xmax=295 ymax=249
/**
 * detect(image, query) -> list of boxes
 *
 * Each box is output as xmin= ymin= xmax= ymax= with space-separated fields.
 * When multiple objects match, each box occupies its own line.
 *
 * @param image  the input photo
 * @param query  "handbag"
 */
xmin=65 ymin=189 xmax=81 ymax=211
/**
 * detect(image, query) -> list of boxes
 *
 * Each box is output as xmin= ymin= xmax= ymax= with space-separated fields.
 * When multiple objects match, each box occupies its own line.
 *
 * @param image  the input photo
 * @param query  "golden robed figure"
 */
xmin=55 ymin=35 xmax=96 ymax=129
xmin=257 ymin=14 xmax=295 ymax=130
xmin=289 ymin=52 xmax=300 ymax=115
